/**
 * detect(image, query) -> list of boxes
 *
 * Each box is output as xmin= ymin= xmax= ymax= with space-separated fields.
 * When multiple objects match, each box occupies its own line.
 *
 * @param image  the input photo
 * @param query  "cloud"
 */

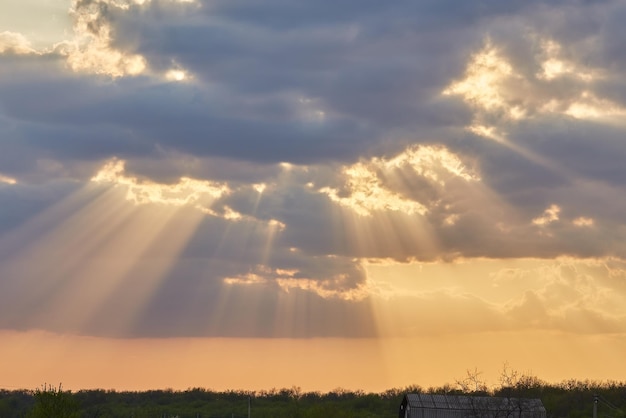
xmin=0 ymin=174 xmax=17 ymax=185
xmin=368 ymin=257 xmax=626 ymax=336
xmin=91 ymin=158 xmax=229 ymax=207
xmin=56 ymin=0 xmax=148 ymax=77
xmin=0 ymin=31 xmax=37 ymax=55
xmin=532 ymin=204 xmax=561 ymax=226
xmin=1 ymin=0 xmax=626 ymax=339
xmin=495 ymin=258 xmax=626 ymax=333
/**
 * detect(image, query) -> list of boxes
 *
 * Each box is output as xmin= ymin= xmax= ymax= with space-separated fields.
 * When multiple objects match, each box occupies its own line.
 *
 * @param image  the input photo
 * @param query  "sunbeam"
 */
xmin=0 ymin=159 xmax=236 ymax=336
xmin=3 ymin=0 xmax=626 ymax=394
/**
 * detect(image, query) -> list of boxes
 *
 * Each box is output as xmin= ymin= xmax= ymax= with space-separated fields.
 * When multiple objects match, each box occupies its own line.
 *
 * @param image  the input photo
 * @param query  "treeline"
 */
xmin=1 ymin=378 xmax=625 ymax=417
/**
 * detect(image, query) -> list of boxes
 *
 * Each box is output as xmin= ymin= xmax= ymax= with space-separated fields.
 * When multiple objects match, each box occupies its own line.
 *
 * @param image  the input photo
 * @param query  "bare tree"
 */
xmin=456 ymin=367 xmax=490 ymax=394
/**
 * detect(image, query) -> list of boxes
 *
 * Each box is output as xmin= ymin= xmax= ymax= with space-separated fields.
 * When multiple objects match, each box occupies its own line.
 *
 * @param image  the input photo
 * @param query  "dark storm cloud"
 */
xmin=2 ymin=0 xmax=620 ymax=173
xmin=0 ymin=0 xmax=488 ymax=169
xmin=111 ymin=0 xmax=483 ymax=139
xmin=0 ymin=55 xmax=380 ymax=166
xmin=514 ymin=120 xmax=626 ymax=186
xmin=0 ymin=0 xmax=622 ymax=174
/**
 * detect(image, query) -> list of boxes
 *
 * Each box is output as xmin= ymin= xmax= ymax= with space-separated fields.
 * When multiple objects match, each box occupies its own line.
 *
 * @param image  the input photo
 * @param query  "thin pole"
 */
xmin=593 ymin=394 xmax=598 ymax=418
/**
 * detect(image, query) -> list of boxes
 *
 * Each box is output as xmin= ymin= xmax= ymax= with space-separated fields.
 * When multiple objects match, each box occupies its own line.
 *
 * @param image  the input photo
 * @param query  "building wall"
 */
xmin=399 ymin=394 xmax=547 ymax=418
xmin=407 ymin=408 xmax=467 ymax=418
xmin=407 ymin=408 xmax=547 ymax=418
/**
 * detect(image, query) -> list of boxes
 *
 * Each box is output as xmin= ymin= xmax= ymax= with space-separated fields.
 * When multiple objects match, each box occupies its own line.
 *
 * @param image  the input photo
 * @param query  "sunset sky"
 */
xmin=1 ymin=0 xmax=626 ymax=393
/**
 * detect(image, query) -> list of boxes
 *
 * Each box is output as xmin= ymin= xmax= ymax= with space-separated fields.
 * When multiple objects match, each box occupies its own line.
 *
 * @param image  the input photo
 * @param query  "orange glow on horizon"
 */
xmin=2 ymin=330 xmax=626 ymax=393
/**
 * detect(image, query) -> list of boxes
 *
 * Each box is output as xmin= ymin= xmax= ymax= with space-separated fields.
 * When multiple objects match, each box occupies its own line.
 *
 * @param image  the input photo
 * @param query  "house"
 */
xmin=399 ymin=393 xmax=547 ymax=418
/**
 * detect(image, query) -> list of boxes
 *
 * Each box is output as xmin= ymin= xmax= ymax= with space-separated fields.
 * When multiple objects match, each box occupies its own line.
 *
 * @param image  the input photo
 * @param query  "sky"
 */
xmin=1 ymin=0 xmax=626 ymax=393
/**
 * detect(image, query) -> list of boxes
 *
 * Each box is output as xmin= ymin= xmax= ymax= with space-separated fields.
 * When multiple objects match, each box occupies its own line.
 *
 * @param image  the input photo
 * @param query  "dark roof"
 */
xmin=404 ymin=393 xmax=546 ymax=412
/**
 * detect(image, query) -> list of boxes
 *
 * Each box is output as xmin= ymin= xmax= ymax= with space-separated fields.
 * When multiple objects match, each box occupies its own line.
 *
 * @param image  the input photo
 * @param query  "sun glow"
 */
xmin=0 ymin=173 xmax=17 ymax=185
xmin=165 ymin=69 xmax=189 ymax=82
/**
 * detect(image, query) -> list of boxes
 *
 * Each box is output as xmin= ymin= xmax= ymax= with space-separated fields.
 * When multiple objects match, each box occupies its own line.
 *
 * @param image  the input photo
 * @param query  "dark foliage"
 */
xmin=29 ymin=384 xmax=80 ymax=418
xmin=0 ymin=378 xmax=624 ymax=418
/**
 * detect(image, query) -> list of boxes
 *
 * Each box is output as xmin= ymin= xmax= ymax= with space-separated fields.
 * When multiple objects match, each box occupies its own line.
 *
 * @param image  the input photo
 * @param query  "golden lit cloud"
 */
xmin=532 ymin=204 xmax=561 ymax=226
xmin=442 ymin=39 xmax=525 ymax=120
xmin=498 ymin=257 xmax=626 ymax=334
xmin=0 ymin=173 xmax=17 ymax=185
xmin=91 ymin=158 xmax=229 ymax=210
xmin=52 ymin=0 xmax=147 ymax=77
xmin=165 ymin=66 xmax=191 ymax=82
xmin=311 ymin=143 xmax=523 ymax=264
xmin=386 ymin=145 xmax=479 ymax=183
xmin=561 ymin=92 xmax=626 ymax=121
xmin=443 ymin=213 xmax=460 ymax=226
xmin=223 ymin=272 xmax=267 ymax=285
xmin=537 ymin=39 xmax=626 ymax=120
xmin=222 ymin=206 xmax=243 ymax=220
xmin=224 ymin=264 xmax=368 ymax=301
xmin=441 ymin=35 xmax=626 ymax=199
xmin=253 ymin=183 xmax=267 ymax=194
xmin=320 ymin=145 xmax=478 ymax=217
xmin=321 ymin=163 xmax=428 ymax=217
xmin=573 ymin=217 xmax=594 ymax=227
xmin=0 ymin=31 xmax=37 ymax=55
xmin=49 ymin=0 xmax=203 ymax=77
xmin=362 ymin=256 xmax=626 ymax=338
xmin=275 ymin=276 xmax=368 ymax=301
xmin=466 ymin=124 xmax=507 ymax=143
xmin=445 ymin=35 xmax=626 ymax=133
xmin=536 ymin=39 xmax=597 ymax=82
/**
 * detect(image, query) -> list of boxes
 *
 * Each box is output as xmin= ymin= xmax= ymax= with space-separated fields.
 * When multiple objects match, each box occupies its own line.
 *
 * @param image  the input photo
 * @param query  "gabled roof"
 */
xmin=404 ymin=393 xmax=546 ymax=412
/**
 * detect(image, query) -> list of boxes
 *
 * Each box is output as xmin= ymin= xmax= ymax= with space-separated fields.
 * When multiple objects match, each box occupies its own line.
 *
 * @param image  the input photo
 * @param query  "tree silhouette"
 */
xmin=29 ymin=383 xmax=80 ymax=418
